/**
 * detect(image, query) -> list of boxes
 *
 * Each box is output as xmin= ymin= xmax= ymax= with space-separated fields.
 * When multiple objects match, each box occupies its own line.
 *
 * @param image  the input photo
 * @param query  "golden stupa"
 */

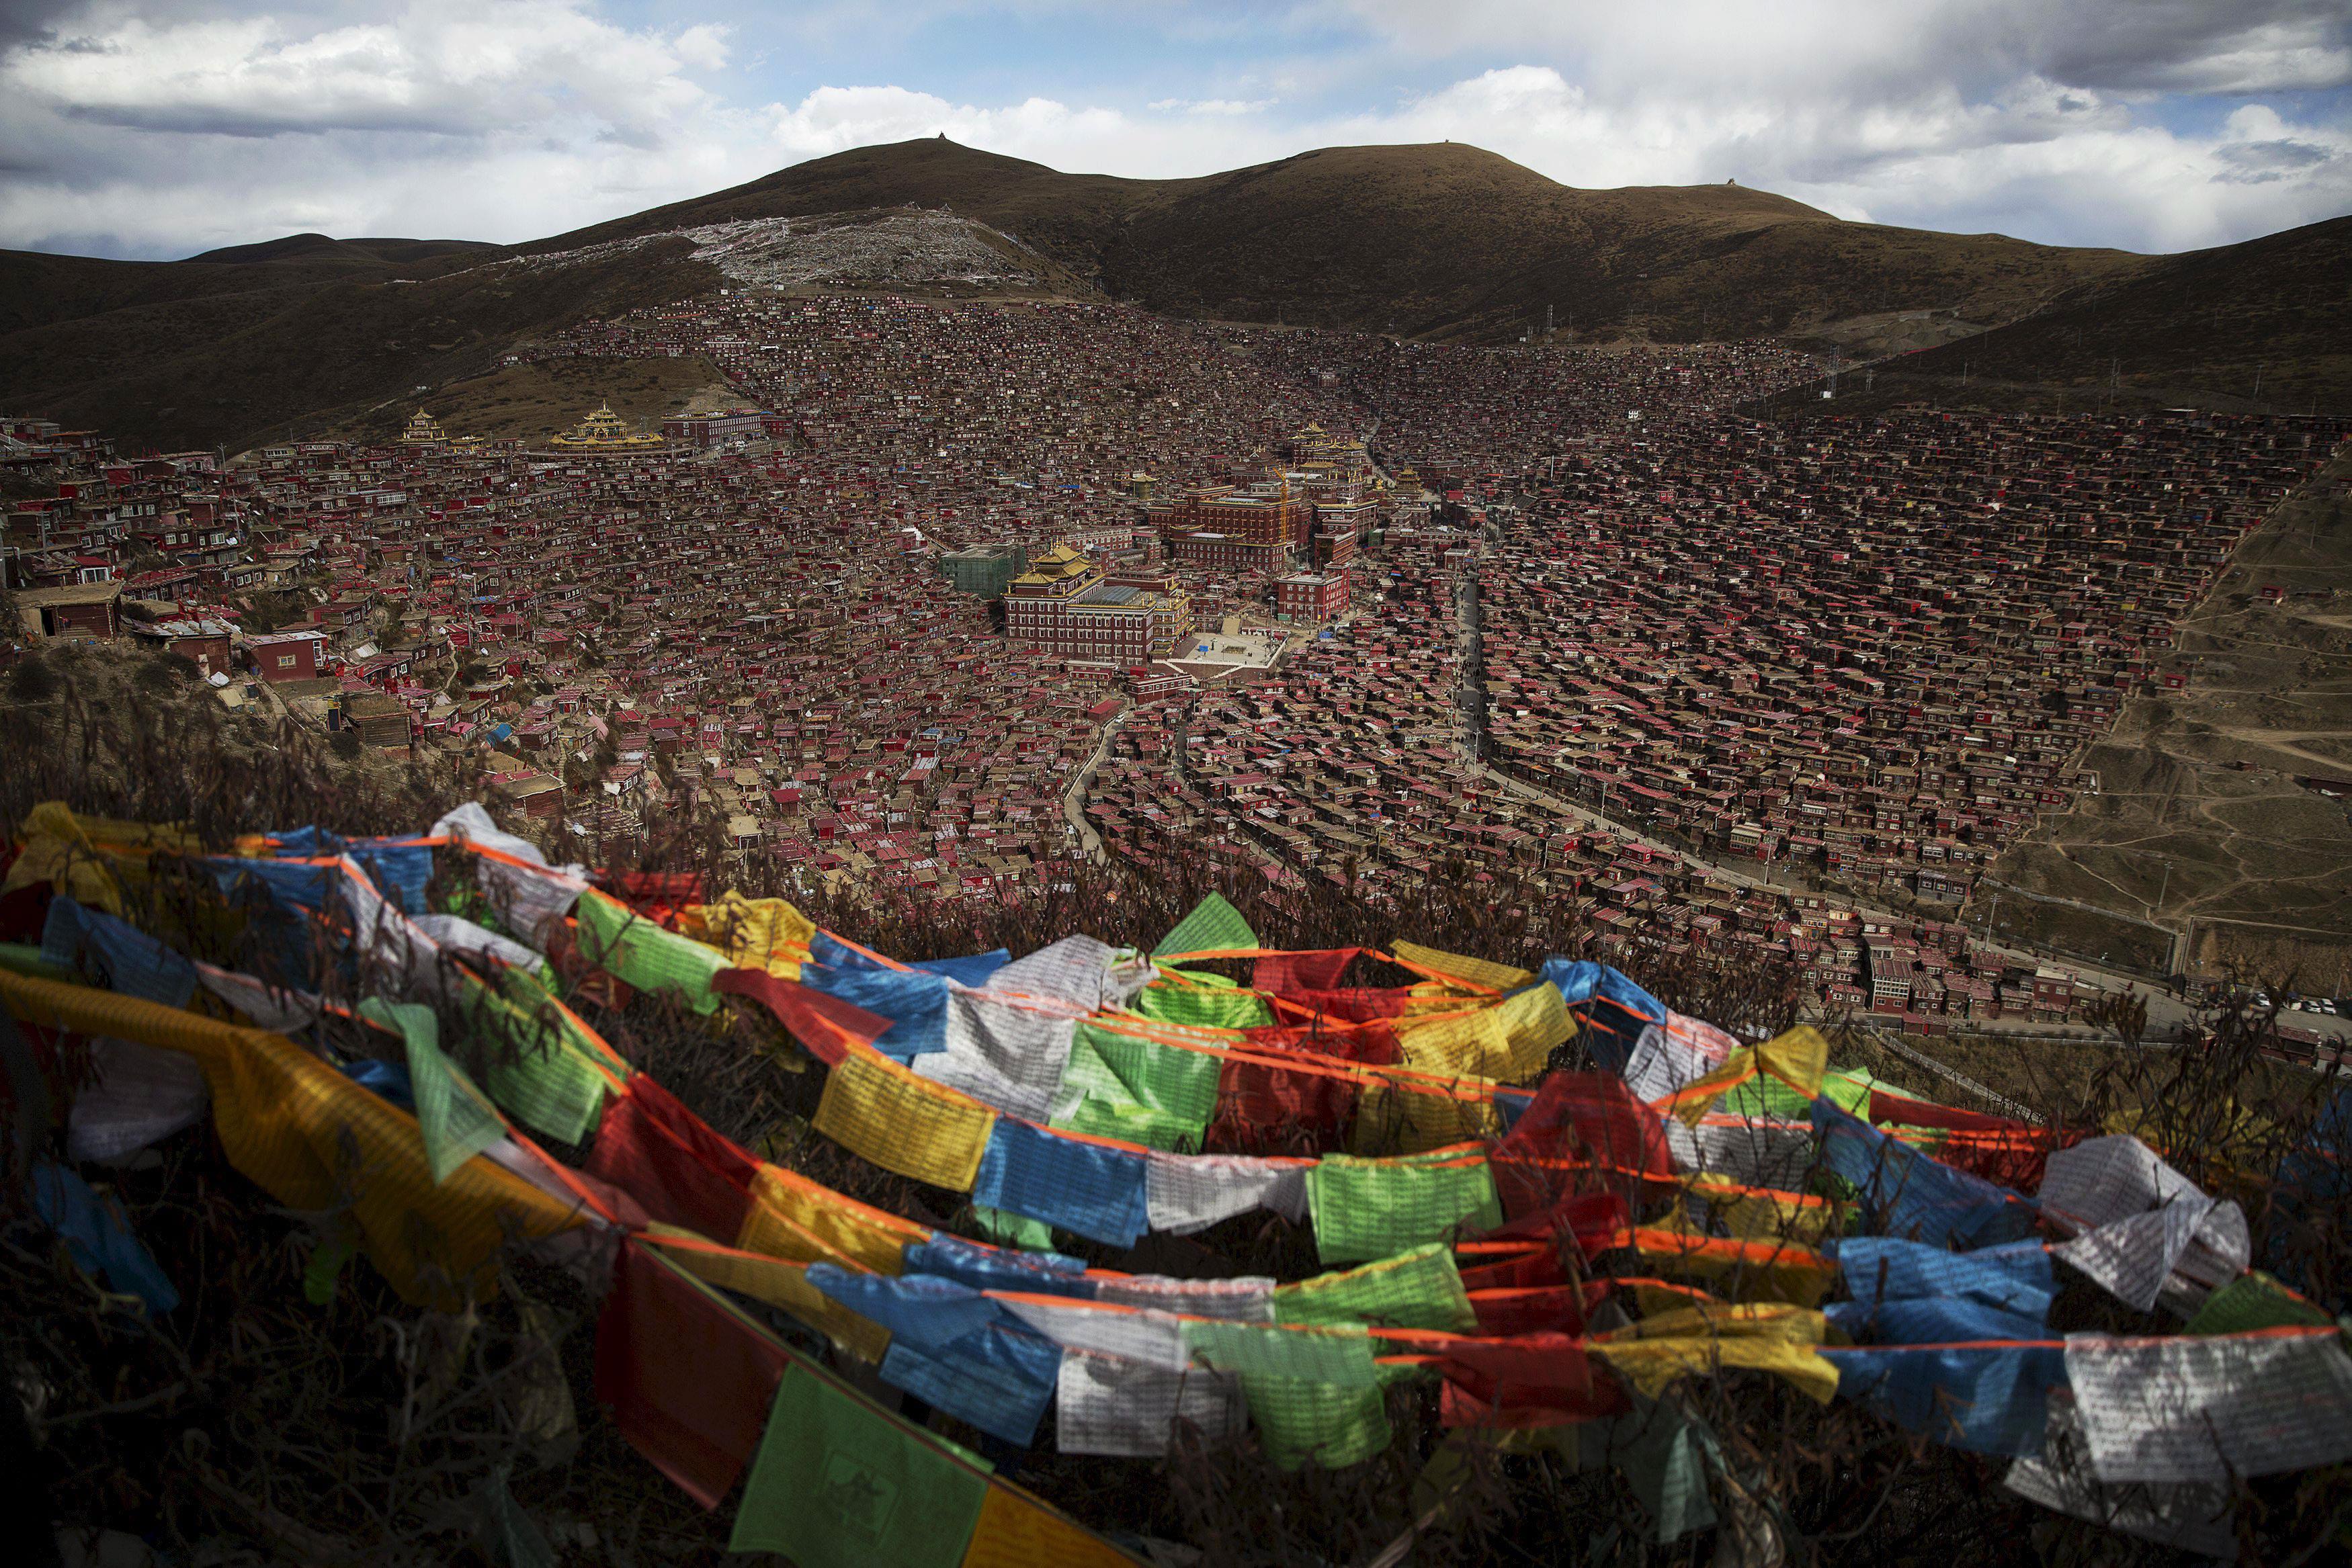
xmin=548 ymin=404 xmax=667 ymax=453
xmin=402 ymin=408 xmax=446 ymax=445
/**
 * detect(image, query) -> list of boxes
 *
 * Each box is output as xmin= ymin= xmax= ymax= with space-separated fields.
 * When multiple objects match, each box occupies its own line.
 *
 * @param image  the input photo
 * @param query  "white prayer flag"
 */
xmin=2065 ymin=1329 xmax=2352 ymax=1485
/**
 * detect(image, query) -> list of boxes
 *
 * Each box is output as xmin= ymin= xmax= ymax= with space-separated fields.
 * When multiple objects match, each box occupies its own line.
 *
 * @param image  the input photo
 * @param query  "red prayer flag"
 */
xmin=583 ymin=1078 xmax=755 ymax=1240
xmin=593 ymin=1239 xmax=794 ymax=1509
xmin=1488 ymin=1072 xmax=1671 ymax=1218
xmin=711 ymin=967 xmax=892 ymax=1065
xmin=1253 ymin=948 xmax=1360 ymax=998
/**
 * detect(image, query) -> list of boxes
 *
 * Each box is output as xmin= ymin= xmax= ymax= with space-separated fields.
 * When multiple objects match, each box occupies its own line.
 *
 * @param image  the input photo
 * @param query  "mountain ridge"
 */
xmin=2 ymin=135 xmax=2342 ymax=452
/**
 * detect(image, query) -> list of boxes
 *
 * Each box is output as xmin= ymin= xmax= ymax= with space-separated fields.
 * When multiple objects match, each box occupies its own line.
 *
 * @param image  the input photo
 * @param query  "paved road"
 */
xmin=1062 ymin=709 xmax=1124 ymax=863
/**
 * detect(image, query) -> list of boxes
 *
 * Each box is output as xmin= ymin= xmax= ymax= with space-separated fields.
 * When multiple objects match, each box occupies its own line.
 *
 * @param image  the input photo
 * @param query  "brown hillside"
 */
xmin=0 ymin=240 xmax=717 ymax=453
xmin=1757 ymin=213 xmax=2352 ymax=416
xmin=6 ymin=135 xmax=2343 ymax=450
xmin=545 ymin=137 xmax=2145 ymax=345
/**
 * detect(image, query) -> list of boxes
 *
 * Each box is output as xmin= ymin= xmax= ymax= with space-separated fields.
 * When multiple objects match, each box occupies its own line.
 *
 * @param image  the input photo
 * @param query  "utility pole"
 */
xmin=2252 ymin=362 xmax=2264 ymax=401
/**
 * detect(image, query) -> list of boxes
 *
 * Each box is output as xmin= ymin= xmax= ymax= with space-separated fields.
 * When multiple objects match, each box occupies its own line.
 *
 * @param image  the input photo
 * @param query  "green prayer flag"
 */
xmin=972 ymin=1205 xmax=1056 ymax=1251
xmin=1275 ymin=1243 xmax=1477 ymax=1332
xmin=1306 ymin=1154 xmax=1503 ymax=1264
xmin=575 ymin=891 xmax=726 ymax=1014
xmin=1183 ymin=1320 xmax=1378 ymax=1384
xmin=729 ymin=1364 xmax=992 ymax=1568
xmin=361 ymin=998 xmax=505 ymax=1184
xmin=1718 ymin=1065 xmax=1880 ymax=1119
xmin=302 ymin=1233 xmax=357 ymax=1305
xmin=2186 ymin=1270 xmax=2333 ymax=1335
xmin=1239 ymin=1375 xmax=1391 ymax=1470
xmin=1154 ymin=894 xmax=1257 ymax=959
xmin=1136 ymin=982 xmax=1273 ymax=1031
xmin=474 ymin=1466 xmax=555 ymax=1568
xmin=1052 ymin=1019 xmax=1222 ymax=1150
xmin=1581 ymin=1398 xmax=1720 ymax=1543
xmin=459 ymin=969 xmax=610 ymax=1144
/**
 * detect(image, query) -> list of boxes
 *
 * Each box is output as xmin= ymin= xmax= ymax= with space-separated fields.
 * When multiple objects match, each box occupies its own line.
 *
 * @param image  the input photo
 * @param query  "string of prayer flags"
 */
xmin=0 ymin=969 xmax=583 ymax=1310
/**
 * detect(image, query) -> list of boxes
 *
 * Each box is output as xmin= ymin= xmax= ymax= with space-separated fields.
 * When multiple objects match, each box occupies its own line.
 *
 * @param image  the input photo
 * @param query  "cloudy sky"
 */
xmin=4 ymin=0 xmax=2347 ymax=261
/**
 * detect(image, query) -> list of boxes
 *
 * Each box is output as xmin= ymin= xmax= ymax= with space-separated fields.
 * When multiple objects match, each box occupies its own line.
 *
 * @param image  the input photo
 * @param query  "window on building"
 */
xmin=276 ymin=654 xmax=297 ymax=669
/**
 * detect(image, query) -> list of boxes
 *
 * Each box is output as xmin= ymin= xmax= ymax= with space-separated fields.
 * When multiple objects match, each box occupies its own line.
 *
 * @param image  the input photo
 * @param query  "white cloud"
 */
xmin=0 ymin=0 xmax=2343 ymax=259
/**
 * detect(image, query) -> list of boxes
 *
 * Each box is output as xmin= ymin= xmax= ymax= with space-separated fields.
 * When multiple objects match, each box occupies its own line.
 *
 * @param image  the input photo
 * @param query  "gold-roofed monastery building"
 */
xmin=1004 ymin=543 xmax=1191 ymax=664
xmin=547 ymin=404 xmax=667 ymax=453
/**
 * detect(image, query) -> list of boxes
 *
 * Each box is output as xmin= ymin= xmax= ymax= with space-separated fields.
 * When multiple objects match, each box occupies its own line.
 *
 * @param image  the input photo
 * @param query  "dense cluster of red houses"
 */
xmin=7 ymin=296 xmax=2346 ymax=1020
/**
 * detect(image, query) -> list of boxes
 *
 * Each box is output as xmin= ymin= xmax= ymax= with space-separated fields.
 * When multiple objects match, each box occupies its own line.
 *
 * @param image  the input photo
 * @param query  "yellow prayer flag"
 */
xmin=1493 ymin=981 xmax=1573 ymax=1080
xmin=1755 ymin=1025 xmax=1828 ymax=1102
xmin=741 ymin=1162 xmax=924 ymax=1276
xmin=0 ymin=969 xmax=583 ymax=1310
xmin=1390 ymin=940 xmax=1534 ymax=993
xmin=1593 ymin=1303 xmax=1839 ymax=1404
xmin=960 ymin=1485 xmax=1140 ymax=1568
xmin=813 ymin=1048 xmax=997 ymax=1192
xmin=679 ymin=891 xmax=815 ymax=978
xmin=642 ymin=1227 xmax=892 ymax=1363
xmin=3 ymin=801 xmax=199 ymax=916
